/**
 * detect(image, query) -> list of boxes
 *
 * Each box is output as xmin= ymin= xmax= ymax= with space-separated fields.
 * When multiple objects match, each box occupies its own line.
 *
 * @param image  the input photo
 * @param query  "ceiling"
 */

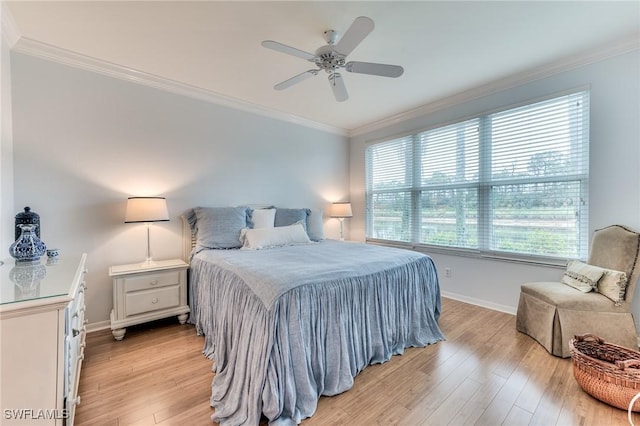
xmin=4 ymin=1 xmax=640 ymax=134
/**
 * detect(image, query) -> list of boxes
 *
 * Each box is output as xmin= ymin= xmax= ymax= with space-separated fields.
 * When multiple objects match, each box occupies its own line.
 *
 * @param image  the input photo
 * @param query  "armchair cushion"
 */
xmin=521 ymin=281 xmax=629 ymax=313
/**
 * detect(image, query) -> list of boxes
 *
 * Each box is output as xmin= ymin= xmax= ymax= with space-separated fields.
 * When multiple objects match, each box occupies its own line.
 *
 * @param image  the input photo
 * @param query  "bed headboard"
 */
xmin=181 ymin=214 xmax=195 ymax=263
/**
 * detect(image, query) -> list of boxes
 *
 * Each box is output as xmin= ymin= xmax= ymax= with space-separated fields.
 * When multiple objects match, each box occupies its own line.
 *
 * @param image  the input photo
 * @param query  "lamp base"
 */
xmin=144 ymin=223 xmax=155 ymax=263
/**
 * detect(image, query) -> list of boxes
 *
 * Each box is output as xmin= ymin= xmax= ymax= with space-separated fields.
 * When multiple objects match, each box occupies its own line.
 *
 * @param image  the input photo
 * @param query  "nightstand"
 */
xmin=109 ymin=259 xmax=189 ymax=341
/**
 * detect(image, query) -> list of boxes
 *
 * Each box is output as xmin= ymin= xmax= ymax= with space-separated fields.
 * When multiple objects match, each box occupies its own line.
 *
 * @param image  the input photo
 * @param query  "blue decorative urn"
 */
xmin=9 ymin=224 xmax=47 ymax=263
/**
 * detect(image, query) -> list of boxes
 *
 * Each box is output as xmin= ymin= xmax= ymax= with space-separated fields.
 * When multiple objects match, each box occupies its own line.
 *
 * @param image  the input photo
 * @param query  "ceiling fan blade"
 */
xmin=345 ymin=61 xmax=404 ymax=78
xmin=329 ymin=72 xmax=348 ymax=102
xmin=274 ymin=70 xmax=318 ymax=90
xmin=334 ymin=16 xmax=374 ymax=56
xmin=261 ymin=40 xmax=316 ymax=61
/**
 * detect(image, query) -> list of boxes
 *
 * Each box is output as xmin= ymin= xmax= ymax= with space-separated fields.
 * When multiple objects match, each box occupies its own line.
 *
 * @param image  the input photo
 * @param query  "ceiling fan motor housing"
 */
xmin=314 ymin=45 xmax=346 ymax=72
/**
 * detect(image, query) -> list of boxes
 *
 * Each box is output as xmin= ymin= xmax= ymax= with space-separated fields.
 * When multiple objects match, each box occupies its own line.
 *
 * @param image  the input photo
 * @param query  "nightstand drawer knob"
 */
xmin=151 ymin=298 xmax=158 ymax=304
xmin=150 ymin=280 xmax=158 ymax=286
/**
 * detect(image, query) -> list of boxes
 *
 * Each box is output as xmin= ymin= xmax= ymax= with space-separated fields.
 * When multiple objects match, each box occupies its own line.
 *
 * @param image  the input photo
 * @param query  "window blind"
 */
xmin=366 ymin=136 xmax=414 ymax=242
xmin=365 ymin=90 xmax=590 ymax=260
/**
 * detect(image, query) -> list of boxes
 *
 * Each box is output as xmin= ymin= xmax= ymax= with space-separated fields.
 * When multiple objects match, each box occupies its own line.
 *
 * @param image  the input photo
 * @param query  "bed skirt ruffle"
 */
xmin=189 ymin=254 xmax=444 ymax=425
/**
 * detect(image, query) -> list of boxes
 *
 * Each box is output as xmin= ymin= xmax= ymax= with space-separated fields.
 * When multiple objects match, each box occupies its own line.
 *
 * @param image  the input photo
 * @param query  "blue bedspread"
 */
xmin=189 ymin=240 xmax=444 ymax=425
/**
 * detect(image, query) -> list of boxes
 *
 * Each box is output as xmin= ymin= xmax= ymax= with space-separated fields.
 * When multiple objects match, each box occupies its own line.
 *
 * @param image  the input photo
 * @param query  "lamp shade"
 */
xmin=330 ymin=202 xmax=353 ymax=218
xmin=124 ymin=197 xmax=169 ymax=223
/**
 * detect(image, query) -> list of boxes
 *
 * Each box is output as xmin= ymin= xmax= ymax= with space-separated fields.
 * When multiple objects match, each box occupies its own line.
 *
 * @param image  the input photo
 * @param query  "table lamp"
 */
xmin=330 ymin=202 xmax=353 ymax=241
xmin=125 ymin=197 xmax=169 ymax=262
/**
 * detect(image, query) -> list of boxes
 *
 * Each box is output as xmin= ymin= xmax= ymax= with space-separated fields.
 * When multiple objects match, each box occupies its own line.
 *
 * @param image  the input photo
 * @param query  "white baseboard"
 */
xmin=86 ymin=320 xmax=111 ymax=333
xmin=441 ymin=291 xmax=517 ymax=316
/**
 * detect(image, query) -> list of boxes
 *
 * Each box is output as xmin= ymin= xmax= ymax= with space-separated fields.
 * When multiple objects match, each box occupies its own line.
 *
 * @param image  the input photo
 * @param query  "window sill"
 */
xmin=365 ymin=238 xmax=570 ymax=268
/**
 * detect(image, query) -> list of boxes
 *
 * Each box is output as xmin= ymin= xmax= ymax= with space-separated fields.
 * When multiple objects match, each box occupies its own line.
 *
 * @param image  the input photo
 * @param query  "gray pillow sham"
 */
xmin=274 ymin=208 xmax=310 ymax=231
xmin=194 ymin=206 xmax=250 ymax=249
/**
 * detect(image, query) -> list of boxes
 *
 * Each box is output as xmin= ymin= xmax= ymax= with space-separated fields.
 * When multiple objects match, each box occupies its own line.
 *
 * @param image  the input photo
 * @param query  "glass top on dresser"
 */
xmin=0 ymin=254 xmax=83 ymax=306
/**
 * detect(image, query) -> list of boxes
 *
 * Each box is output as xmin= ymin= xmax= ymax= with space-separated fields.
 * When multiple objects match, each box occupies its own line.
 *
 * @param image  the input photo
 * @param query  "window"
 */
xmin=365 ymin=90 xmax=590 ymax=261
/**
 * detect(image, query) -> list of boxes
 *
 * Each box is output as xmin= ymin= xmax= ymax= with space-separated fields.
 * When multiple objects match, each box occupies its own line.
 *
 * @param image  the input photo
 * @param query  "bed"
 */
xmin=183 ymin=206 xmax=444 ymax=425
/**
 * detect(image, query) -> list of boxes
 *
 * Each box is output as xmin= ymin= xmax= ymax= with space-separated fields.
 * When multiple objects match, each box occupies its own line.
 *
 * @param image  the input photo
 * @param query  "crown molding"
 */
xmin=7 ymin=27 xmax=637 ymax=139
xmin=10 ymin=36 xmax=348 ymax=137
xmin=350 ymin=35 xmax=640 ymax=137
xmin=1 ymin=2 xmax=20 ymax=47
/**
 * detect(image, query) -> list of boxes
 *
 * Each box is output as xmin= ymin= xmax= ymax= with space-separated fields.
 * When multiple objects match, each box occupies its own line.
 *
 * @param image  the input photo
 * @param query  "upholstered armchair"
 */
xmin=516 ymin=225 xmax=640 ymax=358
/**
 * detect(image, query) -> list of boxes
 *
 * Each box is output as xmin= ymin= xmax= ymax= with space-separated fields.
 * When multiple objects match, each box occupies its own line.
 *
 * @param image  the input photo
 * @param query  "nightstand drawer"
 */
xmin=124 ymin=271 xmax=181 ymax=292
xmin=125 ymin=286 xmax=180 ymax=316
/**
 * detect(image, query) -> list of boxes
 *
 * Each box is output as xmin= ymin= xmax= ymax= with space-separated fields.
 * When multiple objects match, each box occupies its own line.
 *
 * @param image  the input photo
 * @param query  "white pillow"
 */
xmin=560 ymin=260 xmax=605 ymax=293
xmin=251 ymin=208 xmax=276 ymax=229
xmin=597 ymin=268 xmax=628 ymax=306
xmin=240 ymin=223 xmax=311 ymax=249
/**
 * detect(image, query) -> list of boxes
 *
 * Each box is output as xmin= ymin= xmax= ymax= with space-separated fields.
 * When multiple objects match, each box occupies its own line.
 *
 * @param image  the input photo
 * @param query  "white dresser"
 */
xmin=0 ymin=254 xmax=87 ymax=426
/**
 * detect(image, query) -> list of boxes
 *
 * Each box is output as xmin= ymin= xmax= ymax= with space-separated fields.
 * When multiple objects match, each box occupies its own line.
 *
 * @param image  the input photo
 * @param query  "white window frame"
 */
xmin=365 ymin=89 xmax=590 ymax=265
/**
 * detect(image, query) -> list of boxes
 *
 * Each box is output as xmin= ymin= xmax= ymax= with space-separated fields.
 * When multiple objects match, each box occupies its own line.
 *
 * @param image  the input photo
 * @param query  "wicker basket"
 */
xmin=570 ymin=333 xmax=640 ymax=411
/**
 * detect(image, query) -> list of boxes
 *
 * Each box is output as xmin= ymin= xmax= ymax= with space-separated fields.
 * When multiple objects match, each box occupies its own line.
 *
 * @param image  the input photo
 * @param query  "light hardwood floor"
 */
xmin=75 ymin=298 xmax=633 ymax=426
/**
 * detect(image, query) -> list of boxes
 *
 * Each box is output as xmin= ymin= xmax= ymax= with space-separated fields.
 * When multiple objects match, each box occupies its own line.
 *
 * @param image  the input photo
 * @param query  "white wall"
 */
xmin=8 ymin=44 xmax=640 ymax=329
xmin=1 ymin=33 xmax=14 ymax=256
xmin=350 ymin=49 xmax=640 ymax=319
xmin=10 ymin=52 xmax=350 ymax=327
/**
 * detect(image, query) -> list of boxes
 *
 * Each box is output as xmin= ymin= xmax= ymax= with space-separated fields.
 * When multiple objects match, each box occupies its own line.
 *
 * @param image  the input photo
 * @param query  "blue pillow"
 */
xmin=194 ymin=206 xmax=250 ymax=249
xmin=274 ymin=208 xmax=310 ymax=232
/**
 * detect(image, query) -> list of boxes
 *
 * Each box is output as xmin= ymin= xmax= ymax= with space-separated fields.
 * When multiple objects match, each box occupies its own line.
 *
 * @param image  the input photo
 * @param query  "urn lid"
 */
xmin=15 ymin=207 xmax=39 ymax=221
xmin=15 ymin=206 xmax=41 ymax=240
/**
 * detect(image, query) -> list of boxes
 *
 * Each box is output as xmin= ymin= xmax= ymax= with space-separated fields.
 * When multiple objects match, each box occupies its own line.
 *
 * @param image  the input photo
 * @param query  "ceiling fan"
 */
xmin=261 ymin=16 xmax=404 ymax=102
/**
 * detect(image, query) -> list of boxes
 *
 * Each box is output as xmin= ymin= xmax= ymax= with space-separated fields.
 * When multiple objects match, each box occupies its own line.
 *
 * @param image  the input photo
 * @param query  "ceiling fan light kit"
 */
xmin=262 ymin=16 xmax=404 ymax=102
